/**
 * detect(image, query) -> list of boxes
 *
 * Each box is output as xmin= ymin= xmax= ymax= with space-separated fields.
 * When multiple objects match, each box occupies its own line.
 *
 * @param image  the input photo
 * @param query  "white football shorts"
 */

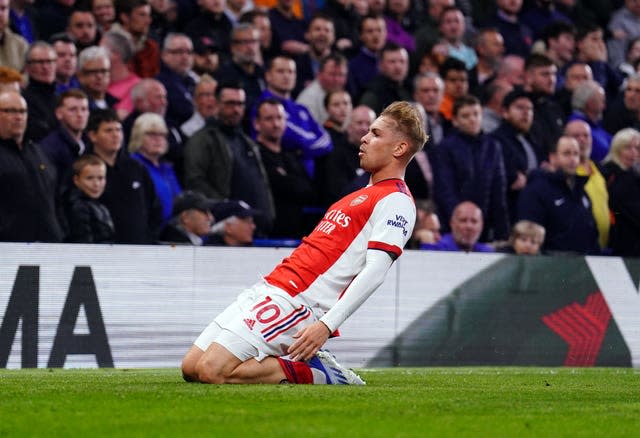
xmin=193 ymin=281 xmax=317 ymax=361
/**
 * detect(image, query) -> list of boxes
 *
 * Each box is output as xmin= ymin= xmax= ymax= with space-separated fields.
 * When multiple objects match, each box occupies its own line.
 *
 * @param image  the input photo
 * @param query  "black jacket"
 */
xmin=601 ymin=162 xmax=640 ymax=257
xmin=64 ymin=187 xmax=115 ymax=243
xmin=0 ymin=138 xmax=63 ymax=242
xmin=23 ymin=79 xmax=58 ymax=142
xmin=517 ymin=169 xmax=599 ymax=254
xmin=97 ymin=153 xmax=162 ymax=244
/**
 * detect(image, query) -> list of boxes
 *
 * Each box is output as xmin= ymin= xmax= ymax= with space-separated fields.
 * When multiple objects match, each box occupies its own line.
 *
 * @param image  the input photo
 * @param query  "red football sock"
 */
xmin=277 ymin=358 xmax=313 ymax=384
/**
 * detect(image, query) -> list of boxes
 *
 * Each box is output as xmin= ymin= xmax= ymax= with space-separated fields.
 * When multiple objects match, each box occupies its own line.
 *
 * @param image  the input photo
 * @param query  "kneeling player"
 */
xmin=181 ymin=101 xmax=428 ymax=384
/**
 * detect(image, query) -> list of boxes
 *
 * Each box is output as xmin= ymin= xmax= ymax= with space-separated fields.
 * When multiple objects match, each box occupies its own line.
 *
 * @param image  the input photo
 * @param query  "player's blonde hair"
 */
xmin=379 ymin=101 xmax=428 ymax=156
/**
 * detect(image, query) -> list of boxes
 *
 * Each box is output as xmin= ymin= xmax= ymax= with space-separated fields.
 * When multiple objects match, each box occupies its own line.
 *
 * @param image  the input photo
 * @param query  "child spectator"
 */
xmin=498 ymin=220 xmax=546 ymax=255
xmin=64 ymin=155 xmax=115 ymax=243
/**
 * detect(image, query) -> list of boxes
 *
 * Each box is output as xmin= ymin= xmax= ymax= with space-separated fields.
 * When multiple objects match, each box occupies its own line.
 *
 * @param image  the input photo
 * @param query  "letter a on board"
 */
xmin=48 ymin=267 xmax=114 ymax=367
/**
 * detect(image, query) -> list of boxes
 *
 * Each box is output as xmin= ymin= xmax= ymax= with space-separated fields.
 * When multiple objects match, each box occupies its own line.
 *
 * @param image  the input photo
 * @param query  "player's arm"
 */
xmin=287 ymin=249 xmax=394 ymax=362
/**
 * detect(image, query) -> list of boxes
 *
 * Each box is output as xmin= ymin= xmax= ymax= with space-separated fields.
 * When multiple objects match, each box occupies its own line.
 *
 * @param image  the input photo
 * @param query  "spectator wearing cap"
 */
xmin=193 ymin=36 xmax=221 ymax=79
xmin=490 ymin=88 xmax=543 ymax=222
xmin=159 ymin=190 xmax=215 ymax=245
xmin=215 ymin=23 xmax=265 ymax=116
xmin=209 ymin=200 xmax=258 ymax=246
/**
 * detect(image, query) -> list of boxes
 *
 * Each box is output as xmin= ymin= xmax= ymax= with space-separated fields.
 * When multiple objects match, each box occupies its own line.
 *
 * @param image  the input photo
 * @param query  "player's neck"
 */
xmin=370 ymin=167 xmax=405 ymax=184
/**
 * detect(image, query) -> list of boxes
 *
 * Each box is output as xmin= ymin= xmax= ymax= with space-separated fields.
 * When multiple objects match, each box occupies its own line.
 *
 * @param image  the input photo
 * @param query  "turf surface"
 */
xmin=1 ymin=367 xmax=638 ymax=437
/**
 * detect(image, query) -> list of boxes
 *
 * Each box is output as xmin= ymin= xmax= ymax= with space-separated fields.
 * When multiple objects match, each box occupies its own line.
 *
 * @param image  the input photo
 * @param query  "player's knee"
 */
xmin=195 ymin=357 xmax=227 ymax=384
xmin=181 ymin=361 xmax=198 ymax=382
xmin=181 ymin=349 xmax=203 ymax=382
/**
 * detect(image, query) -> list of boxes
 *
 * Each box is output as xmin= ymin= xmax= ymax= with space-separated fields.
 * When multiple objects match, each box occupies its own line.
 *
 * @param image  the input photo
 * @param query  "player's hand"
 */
xmin=287 ymin=321 xmax=331 ymax=362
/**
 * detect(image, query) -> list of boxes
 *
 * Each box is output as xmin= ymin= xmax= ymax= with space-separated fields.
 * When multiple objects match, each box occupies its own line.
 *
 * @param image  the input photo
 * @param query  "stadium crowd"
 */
xmin=0 ymin=0 xmax=639 ymax=256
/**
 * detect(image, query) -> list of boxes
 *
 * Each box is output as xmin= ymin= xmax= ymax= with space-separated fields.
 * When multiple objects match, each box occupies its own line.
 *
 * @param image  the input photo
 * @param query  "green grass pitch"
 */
xmin=1 ymin=367 xmax=639 ymax=437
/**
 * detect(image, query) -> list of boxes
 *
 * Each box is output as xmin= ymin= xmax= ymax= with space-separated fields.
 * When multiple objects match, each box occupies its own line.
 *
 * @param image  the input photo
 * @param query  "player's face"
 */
xmin=73 ymin=164 xmax=107 ymax=199
xmin=359 ymin=116 xmax=401 ymax=174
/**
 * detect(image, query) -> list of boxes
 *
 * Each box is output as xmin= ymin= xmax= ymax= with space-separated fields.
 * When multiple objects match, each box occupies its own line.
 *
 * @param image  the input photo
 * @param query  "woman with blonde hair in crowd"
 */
xmin=129 ymin=112 xmax=182 ymax=223
xmin=601 ymin=128 xmax=640 ymax=257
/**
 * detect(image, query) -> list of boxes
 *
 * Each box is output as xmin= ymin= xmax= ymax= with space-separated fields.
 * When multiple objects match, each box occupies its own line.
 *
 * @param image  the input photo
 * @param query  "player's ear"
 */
xmin=393 ymin=140 xmax=410 ymax=157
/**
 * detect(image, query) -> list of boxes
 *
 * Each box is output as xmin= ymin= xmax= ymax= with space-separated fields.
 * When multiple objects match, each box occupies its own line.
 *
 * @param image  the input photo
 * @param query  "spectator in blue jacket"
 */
xmin=517 ymin=135 xmax=600 ymax=254
xmin=251 ymin=55 xmax=333 ymax=178
xmin=421 ymin=201 xmax=494 ymax=252
xmin=128 ymin=112 xmax=182 ymax=224
xmin=433 ymin=94 xmax=509 ymax=242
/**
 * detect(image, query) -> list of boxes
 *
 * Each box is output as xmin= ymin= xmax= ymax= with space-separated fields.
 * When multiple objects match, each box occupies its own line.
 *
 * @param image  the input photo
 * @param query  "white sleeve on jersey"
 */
xmin=366 ymin=191 xmax=416 ymax=257
xmin=319 ymin=248 xmax=393 ymax=332
xmin=319 ymin=191 xmax=416 ymax=332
